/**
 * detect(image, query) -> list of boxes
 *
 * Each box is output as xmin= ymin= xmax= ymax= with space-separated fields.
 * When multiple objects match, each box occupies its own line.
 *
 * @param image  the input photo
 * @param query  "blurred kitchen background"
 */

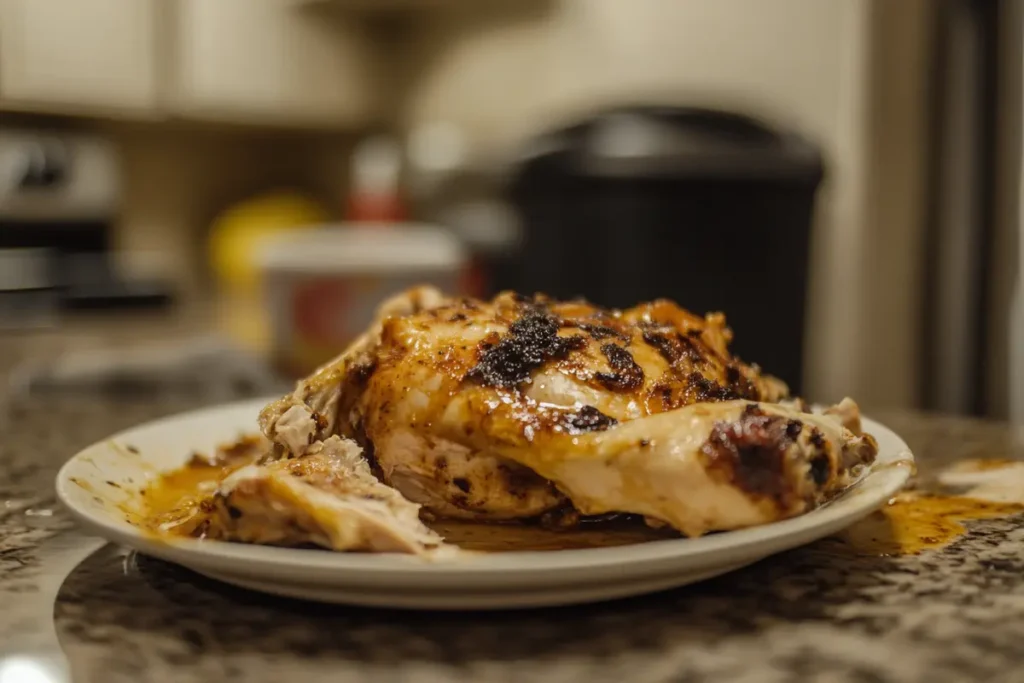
xmin=0 ymin=0 xmax=1020 ymax=420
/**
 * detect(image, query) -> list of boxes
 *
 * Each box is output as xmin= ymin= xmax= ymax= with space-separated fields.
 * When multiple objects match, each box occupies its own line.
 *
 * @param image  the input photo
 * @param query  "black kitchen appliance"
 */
xmin=505 ymin=106 xmax=824 ymax=393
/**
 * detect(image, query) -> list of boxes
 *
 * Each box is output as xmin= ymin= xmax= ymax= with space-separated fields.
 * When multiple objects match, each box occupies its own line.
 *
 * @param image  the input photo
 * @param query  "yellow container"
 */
xmin=207 ymin=191 xmax=329 ymax=356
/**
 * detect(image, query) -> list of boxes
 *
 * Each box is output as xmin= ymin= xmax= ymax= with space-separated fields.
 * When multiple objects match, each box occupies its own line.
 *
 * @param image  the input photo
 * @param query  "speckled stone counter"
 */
xmin=4 ymin=384 xmax=1024 ymax=682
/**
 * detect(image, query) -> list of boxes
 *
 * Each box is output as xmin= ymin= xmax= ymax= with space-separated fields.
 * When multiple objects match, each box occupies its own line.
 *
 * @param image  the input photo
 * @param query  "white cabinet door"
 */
xmin=172 ymin=0 xmax=375 ymax=128
xmin=0 ymin=0 xmax=159 ymax=114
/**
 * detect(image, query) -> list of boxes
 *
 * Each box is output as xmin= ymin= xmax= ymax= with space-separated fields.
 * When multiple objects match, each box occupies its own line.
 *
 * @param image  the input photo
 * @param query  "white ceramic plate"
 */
xmin=56 ymin=397 xmax=914 ymax=610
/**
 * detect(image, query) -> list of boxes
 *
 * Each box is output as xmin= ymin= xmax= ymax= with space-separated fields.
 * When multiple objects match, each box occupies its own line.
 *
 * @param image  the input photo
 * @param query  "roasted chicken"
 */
xmin=255 ymin=287 xmax=878 ymax=539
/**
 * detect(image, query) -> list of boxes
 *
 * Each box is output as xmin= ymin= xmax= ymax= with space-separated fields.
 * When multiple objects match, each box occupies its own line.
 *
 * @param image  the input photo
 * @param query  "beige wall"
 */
xmin=403 ymin=0 xmax=851 ymax=149
xmin=397 ymin=0 xmax=932 ymax=410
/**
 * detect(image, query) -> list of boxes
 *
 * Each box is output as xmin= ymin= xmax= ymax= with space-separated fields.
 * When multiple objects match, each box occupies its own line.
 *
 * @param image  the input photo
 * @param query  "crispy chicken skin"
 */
xmin=259 ymin=287 xmax=878 ymax=536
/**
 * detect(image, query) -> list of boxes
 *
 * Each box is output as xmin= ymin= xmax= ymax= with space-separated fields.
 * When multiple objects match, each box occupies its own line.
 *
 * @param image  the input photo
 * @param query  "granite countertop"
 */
xmin=3 ymin=331 xmax=1024 ymax=682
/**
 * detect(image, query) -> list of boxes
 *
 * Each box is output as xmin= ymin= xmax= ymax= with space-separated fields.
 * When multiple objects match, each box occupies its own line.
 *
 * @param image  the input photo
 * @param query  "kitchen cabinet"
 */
xmin=0 ymin=0 xmax=160 ymax=114
xmin=170 ymin=0 xmax=376 ymax=128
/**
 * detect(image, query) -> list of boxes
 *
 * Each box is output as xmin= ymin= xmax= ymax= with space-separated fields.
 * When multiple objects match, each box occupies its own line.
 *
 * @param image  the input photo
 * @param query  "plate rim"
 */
xmin=56 ymin=396 xmax=915 ymax=578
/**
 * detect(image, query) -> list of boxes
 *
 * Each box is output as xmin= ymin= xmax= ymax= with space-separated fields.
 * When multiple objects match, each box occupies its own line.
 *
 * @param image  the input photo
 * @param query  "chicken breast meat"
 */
xmin=259 ymin=287 xmax=878 ymax=537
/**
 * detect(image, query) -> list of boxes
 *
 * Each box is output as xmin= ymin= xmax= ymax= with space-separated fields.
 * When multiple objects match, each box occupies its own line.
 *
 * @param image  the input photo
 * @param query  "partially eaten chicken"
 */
xmin=242 ymin=287 xmax=877 ymax=545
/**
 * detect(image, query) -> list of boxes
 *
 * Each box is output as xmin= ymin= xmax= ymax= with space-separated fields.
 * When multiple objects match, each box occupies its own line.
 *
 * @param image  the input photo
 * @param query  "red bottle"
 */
xmin=345 ymin=136 xmax=407 ymax=224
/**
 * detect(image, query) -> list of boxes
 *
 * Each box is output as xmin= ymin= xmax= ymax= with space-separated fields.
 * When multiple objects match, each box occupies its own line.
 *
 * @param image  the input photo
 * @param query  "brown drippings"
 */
xmin=143 ymin=465 xmax=223 ymax=516
xmin=131 ymin=433 xmax=275 ymax=536
xmin=428 ymin=520 xmax=676 ymax=552
xmin=831 ymin=493 xmax=1024 ymax=556
xmin=136 ymin=462 xmax=243 ymax=536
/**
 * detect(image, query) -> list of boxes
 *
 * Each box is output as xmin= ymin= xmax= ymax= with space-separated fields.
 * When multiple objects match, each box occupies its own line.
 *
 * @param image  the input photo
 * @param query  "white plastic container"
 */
xmin=257 ymin=224 xmax=467 ymax=376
